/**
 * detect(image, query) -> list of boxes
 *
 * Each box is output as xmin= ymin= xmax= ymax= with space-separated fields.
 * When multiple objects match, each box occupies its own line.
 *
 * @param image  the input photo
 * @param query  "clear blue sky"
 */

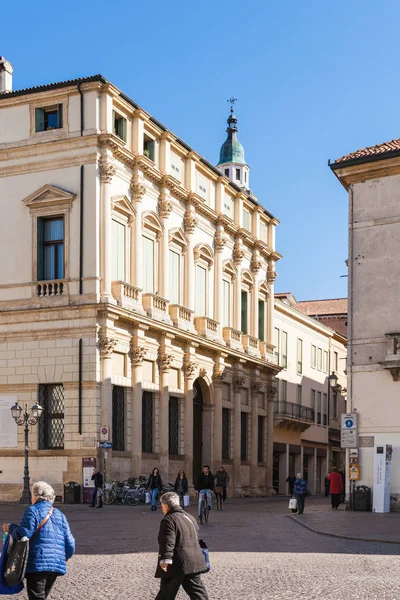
xmin=3 ymin=1 xmax=398 ymax=301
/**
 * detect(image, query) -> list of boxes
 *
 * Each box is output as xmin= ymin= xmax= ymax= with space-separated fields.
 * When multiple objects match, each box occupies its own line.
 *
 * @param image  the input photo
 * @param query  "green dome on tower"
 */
xmin=217 ymin=109 xmax=246 ymax=166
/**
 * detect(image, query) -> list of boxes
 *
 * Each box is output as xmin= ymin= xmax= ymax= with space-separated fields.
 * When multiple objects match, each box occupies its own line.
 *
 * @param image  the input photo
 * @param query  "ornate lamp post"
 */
xmin=11 ymin=401 xmax=44 ymax=504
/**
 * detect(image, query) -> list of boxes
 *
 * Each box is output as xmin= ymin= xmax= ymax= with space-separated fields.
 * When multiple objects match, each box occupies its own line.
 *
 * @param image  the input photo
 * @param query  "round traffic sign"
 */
xmin=345 ymin=419 xmax=353 ymax=428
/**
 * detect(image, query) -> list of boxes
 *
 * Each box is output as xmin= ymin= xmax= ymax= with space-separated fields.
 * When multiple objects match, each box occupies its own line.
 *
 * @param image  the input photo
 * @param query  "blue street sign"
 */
xmin=99 ymin=441 xmax=112 ymax=449
xmin=345 ymin=419 xmax=354 ymax=428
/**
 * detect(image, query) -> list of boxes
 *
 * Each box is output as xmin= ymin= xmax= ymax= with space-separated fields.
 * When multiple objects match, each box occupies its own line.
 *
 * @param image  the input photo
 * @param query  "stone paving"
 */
xmin=1 ymin=497 xmax=400 ymax=599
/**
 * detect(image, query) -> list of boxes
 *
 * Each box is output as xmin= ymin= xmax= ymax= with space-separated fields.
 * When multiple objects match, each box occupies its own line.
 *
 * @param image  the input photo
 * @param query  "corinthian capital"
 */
xmin=99 ymin=161 xmax=116 ymax=183
xmin=158 ymin=352 xmax=174 ymax=372
xmin=251 ymin=256 xmax=262 ymax=274
xmin=233 ymin=376 xmax=245 ymax=393
xmin=250 ymin=380 xmax=262 ymax=396
xmin=267 ymin=263 xmax=277 ymax=283
xmin=233 ymin=239 xmax=244 ymax=265
xmin=266 ymin=379 xmax=278 ymax=400
xmin=182 ymin=359 xmax=197 ymax=381
xmin=158 ymin=195 xmax=173 ymax=219
xmin=98 ymin=337 xmax=116 ymax=357
xmin=184 ymin=214 xmax=197 ymax=235
xmin=214 ymin=229 xmax=226 ymax=252
xmin=129 ymin=343 xmax=147 ymax=365
xmin=130 ymin=180 xmax=146 ymax=201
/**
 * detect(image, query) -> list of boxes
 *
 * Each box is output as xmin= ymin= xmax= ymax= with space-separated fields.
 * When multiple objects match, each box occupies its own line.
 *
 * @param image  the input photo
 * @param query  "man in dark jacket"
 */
xmin=155 ymin=492 xmax=209 ymax=599
xmin=90 ymin=468 xmax=103 ymax=508
xmin=194 ymin=465 xmax=214 ymax=520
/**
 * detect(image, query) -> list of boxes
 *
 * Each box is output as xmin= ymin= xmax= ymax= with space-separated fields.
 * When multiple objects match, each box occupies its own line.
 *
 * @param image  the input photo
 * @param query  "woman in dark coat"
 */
xmin=147 ymin=467 xmax=163 ymax=511
xmin=174 ymin=470 xmax=189 ymax=508
xmin=2 ymin=481 xmax=75 ymax=600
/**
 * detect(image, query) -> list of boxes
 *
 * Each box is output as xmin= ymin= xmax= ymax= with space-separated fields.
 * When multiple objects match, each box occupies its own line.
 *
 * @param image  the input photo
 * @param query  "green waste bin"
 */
xmin=64 ymin=481 xmax=81 ymax=504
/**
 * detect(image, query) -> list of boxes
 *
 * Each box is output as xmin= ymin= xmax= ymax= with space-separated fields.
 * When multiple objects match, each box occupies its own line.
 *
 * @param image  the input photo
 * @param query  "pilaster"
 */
xmin=250 ymin=376 xmax=262 ymax=496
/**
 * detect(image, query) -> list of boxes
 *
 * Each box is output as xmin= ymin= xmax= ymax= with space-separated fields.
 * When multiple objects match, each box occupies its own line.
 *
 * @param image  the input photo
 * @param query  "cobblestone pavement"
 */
xmin=1 ymin=497 xmax=400 ymax=600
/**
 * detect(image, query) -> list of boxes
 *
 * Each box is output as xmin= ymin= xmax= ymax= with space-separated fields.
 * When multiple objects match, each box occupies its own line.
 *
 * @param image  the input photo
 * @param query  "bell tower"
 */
xmin=217 ymin=98 xmax=250 ymax=191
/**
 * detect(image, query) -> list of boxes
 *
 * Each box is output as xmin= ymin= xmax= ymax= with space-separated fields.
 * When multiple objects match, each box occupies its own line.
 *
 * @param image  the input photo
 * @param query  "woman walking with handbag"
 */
xmin=214 ymin=466 xmax=229 ymax=511
xmin=174 ymin=470 xmax=189 ymax=508
xmin=147 ymin=467 xmax=163 ymax=512
xmin=2 ymin=481 xmax=75 ymax=600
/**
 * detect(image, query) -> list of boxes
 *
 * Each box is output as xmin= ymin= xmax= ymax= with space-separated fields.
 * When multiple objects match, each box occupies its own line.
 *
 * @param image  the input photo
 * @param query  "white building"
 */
xmin=0 ymin=59 xmax=281 ymax=500
xmin=331 ymin=138 xmax=400 ymax=509
xmin=273 ymin=294 xmax=347 ymax=495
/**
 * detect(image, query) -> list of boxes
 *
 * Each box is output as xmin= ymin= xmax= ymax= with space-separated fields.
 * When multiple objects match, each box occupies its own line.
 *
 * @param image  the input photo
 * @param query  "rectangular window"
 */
xmin=333 ymin=392 xmax=338 ymax=419
xmin=197 ymin=173 xmax=209 ymax=199
xmin=222 ymin=408 xmax=230 ymax=460
xmin=334 ymin=351 xmax=339 ymax=372
xmin=317 ymin=348 xmax=322 ymax=371
xmin=281 ymin=380 xmax=287 ymax=404
xmin=170 ymin=152 xmax=183 ymax=182
xmin=297 ymin=385 xmax=302 ymax=405
xmin=282 ymin=331 xmax=288 ymax=369
xmin=169 ymin=396 xmax=179 ymax=455
xmin=112 ymin=386 xmax=125 ymax=451
xmin=169 ymin=250 xmax=180 ymax=305
xmin=240 ymin=412 xmax=248 ymax=461
xmin=317 ymin=391 xmax=322 ymax=425
xmin=323 ymin=393 xmax=328 ymax=426
xmin=241 ymin=290 xmax=248 ymax=334
xmin=142 ymin=391 xmax=153 ymax=453
xmin=259 ymin=221 xmax=267 ymax=242
xmin=224 ymin=168 xmax=229 ymax=178
xmin=258 ymin=415 xmax=265 ymax=463
xmin=311 ymin=345 xmax=316 ymax=369
xmin=143 ymin=135 xmax=155 ymax=161
xmin=242 ymin=208 xmax=250 ymax=231
xmin=274 ymin=327 xmax=280 ymax=364
xmin=223 ymin=194 xmax=234 ymax=216
xmin=244 ymin=171 xmax=247 ymax=183
xmin=35 ymin=104 xmax=63 ymax=132
xmin=323 ymin=351 xmax=328 ymax=374
xmin=142 ymin=236 xmax=155 ymax=293
xmin=37 ymin=217 xmax=64 ymax=281
xmin=112 ymin=219 xmax=125 ymax=281
xmin=297 ymin=338 xmax=303 ymax=374
xmin=112 ymin=110 xmax=127 ymax=142
xmin=38 ymin=384 xmax=64 ymax=450
xmin=222 ymin=279 xmax=230 ymax=327
xmin=311 ymin=389 xmax=316 ymax=410
xmin=236 ymin=168 xmax=241 ymax=180
xmin=195 ymin=265 xmax=207 ymax=315
xmin=258 ymin=300 xmax=265 ymax=341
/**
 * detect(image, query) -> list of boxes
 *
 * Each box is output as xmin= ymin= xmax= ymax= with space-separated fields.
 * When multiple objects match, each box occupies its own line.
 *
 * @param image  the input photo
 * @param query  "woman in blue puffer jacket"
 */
xmin=2 ymin=481 xmax=75 ymax=600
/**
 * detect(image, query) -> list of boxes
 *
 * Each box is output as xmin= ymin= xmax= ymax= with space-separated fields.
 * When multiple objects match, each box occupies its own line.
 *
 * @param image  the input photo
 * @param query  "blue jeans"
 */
xmin=151 ymin=488 xmax=159 ymax=507
xmin=198 ymin=489 xmax=212 ymax=516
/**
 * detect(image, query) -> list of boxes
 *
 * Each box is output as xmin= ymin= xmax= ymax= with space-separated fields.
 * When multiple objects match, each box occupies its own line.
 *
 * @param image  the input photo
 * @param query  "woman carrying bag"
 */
xmin=2 ymin=481 xmax=75 ymax=600
xmin=174 ymin=470 xmax=189 ymax=508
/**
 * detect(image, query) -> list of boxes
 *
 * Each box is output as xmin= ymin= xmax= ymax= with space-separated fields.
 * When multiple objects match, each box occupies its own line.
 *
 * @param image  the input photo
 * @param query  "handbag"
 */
xmin=215 ymin=486 xmax=224 ymax=494
xmin=288 ymin=497 xmax=297 ymax=510
xmin=183 ymin=515 xmax=210 ymax=573
xmin=183 ymin=494 xmax=190 ymax=507
xmin=4 ymin=507 xmax=54 ymax=587
xmin=0 ymin=535 xmax=24 ymax=595
xmin=145 ymin=491 xmax=151 ymax=504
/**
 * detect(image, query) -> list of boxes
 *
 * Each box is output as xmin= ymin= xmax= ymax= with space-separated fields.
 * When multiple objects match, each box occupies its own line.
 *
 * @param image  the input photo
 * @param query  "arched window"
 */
xmin=142 ymin=212 xmax=163 ymax=294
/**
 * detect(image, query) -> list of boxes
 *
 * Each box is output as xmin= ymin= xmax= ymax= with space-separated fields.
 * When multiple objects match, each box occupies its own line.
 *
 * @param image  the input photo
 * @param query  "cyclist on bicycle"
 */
xmin=194 ymin=465 xmax=214 ymax=520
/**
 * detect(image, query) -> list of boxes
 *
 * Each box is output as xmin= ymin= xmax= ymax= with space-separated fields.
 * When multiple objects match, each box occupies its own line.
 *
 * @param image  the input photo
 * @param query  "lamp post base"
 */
xmin=19 ymin=489 xmax=31 ymax=505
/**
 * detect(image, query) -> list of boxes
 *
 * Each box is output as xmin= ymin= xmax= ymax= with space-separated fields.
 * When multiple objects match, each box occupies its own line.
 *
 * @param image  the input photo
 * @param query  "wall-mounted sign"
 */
xmin=359 ymin=436 xmax=374 ymax=448
xmin=100 ymin=426 xmax=109 ymax=441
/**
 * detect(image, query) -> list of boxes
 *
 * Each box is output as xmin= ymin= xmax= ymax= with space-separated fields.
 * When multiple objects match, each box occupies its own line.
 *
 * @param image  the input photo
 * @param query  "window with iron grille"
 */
xmin=169 ymin=396 xmax=179 ymax=455
xmin=240 ymin=412 xmax=248 ymax=461
xmin=112 ymin=386 xmax=125 ymax=452
xmin=258 ymin=415 xmax=265 ymax=463
xmin=142 ymin=391 xmax=153 ymax=453
xmin=222 ymin=408 xmax=230 ymax=459
xmin=38 ymin=384 xmax=64 ymax=450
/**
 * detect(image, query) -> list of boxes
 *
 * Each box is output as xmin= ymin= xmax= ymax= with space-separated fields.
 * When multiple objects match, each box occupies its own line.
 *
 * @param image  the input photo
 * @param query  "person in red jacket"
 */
xmin=328 ymin=467 xmax=343 ymax=509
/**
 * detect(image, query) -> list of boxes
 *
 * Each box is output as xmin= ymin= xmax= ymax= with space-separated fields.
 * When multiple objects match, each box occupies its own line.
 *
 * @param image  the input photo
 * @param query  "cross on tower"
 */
xmin=227 ymin=97 xmax=238 ymax=112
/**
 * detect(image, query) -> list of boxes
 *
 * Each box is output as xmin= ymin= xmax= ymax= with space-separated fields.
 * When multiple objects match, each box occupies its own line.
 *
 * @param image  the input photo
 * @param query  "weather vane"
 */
xmin=227 ymin=97 xmax=238 ymax=112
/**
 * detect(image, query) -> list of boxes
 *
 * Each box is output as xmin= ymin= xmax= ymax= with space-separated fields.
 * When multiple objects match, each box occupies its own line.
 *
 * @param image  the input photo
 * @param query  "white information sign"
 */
xmin=341 ymin=429 xmax=357 ymax=448
xmin=341 ymin=413 xmax=358 ymax=430
xmin=0 ymin=396 xmax=18 ymax=448
xmin=373 ymin=444 xmax=392 ymax=513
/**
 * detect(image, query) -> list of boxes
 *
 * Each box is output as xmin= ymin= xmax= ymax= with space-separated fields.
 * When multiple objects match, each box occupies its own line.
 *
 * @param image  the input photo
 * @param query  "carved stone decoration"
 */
xmin=182 ymin=359 xmax=197 ymax=380
xmin=233 ymin=376 xmax=245 ymax=393
xmin=212 ymin=368 xmax=226 ymax=387
xmin=184 ymin=214 xmax=197 ymax=235
xmin=99 ymin=161 xmax=117 ymax=183
xmin=158 ymin=194 xmax=173 ymax=219
xmin=266 ymin=379 xmax=278 ymax=400
xmin=129 ymin=343 xmax=147 ymax=365
xmin=250 ymin=380 xmax=262 ymax=396
xmin=130 ymin=181 xmax=146 ymax=201
xmin=158 ymin=352 xmax=174 ymax=372
xmin=250 ymin=256 xmax=262 ymax=274
xmin=214 ymin=229 xmax=226 ymax=252
xmin=98 ymin=337 xmax=117 ymax=358
xmin=267 ymin=263 xmax=278 ymax=283
xmin=233 ymin=239 xmax=244 ymax=265
xmin=199 ymin=368 xmax=207 ymax=378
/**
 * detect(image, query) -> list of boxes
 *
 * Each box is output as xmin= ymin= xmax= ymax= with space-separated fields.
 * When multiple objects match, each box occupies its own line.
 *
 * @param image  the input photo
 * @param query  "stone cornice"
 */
xmin=332 ymin=156 xmax=400 ymax=190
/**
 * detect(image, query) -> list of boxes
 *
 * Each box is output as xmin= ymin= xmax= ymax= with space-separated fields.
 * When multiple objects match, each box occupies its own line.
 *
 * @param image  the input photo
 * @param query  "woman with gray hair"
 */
xmin=2 ymin=481 xmax=75 ymax=600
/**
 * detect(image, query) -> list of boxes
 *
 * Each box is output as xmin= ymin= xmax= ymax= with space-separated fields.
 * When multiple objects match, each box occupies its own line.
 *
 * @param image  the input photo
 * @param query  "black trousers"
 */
xmin=296 ymin=493 xmax=306 ymax=514
xmin=26 ymin=572 xmax=58 ymax=600
xmin=331 ymin=493 xmax=341 ymax=508
xmin=155 ymin=573 xmax=209 ymax=600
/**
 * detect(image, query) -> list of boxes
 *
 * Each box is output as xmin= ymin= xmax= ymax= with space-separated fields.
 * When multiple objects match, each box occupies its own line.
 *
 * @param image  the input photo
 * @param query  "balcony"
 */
xmin=242 ymin=334 xmax=260 ymax=358
xmin=222 ymin=327 xmax=243 ymax=350
xmin=112 ymin=281 xmax=146 ymax=315
xmin=194 ymin=316 xmax=221 ymax=342
xmin=259 ymin=341 xmax=275 ymax=363
xmin=169 ymin=304 xmax=195 ymax=332
xmin=36 ymin=280 xmax=67 ymax=298
xmin=274 ymin=401 xmax=315 ymax=432
xmin=142 ymin=293 xmax=172 ymax=324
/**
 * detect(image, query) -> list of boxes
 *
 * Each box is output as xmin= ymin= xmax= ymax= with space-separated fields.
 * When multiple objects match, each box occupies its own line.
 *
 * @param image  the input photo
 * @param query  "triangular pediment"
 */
xmin=169 ymin=227 xmax=188 ymax=248
xmin=111 ymin=195 xmax=136 ymax=219
xmin=22 ymin=185 xmax=76 ymax=210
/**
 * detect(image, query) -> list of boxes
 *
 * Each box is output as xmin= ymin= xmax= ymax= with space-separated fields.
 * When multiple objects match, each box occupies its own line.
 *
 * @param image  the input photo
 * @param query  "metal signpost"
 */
xmin=341 ymin=413 xmax=359 ymax=509
xmin=99 ymin=440 xmax=112 ymax=490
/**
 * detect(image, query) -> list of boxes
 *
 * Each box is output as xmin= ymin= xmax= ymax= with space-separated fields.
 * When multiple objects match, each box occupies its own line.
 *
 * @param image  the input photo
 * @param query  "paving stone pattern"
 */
xmin=1 ymin=497 xmax=400 ymax=600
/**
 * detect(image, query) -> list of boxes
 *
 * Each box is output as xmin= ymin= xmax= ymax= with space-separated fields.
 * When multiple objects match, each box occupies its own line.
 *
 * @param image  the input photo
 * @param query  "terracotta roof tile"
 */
xmin=295 ymin=298 xmax=348 ymax=316
xmin=333 ymin=139 xmax=400 ymax=166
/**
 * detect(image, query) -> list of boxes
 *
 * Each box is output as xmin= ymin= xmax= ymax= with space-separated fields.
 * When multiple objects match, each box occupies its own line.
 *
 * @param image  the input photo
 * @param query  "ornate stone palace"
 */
xmin=0 ymin=60 xmax=282 ymax=499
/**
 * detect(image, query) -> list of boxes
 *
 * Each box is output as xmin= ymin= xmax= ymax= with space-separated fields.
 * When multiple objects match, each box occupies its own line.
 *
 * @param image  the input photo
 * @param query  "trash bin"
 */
xmin=353 ymin=485 xmax=371 ymax=511
xmin=64 ymin=481 xmax=81 ymax=504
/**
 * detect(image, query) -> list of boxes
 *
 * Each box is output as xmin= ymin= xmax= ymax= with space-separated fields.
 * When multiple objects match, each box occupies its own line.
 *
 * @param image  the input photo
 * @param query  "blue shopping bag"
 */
xmin=0 ymin=534 xmax=24 ymax=595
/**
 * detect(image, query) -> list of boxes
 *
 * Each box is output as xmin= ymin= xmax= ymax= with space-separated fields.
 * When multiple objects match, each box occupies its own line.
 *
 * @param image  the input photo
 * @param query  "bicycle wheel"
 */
xmin=204 ymin=501 xmax=209 ymax=523
xmin=103 ymin=489 xmax=115 ymax=505
xmin=126 ymin=490 xmax=140 ymax=506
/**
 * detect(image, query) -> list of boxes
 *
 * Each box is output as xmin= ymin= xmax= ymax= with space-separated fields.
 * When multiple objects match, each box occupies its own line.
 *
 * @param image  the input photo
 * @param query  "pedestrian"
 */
xmin=2 ymin=481 xmax=75 ymax=600
xmin=293 ymin=472 xmax=308 ymax=515
xmin=286 ymin=474 xmax=296 ymax=496
xmin=214 ymin=466 xmax=229 ymax=511
xmin=155 ymin=491 xmax=209 ymax=600
xmin=89 ymin=467 xmax=103 ymax=508
xmin=174 ymin=470 xmax=189 ymax=508
xmin=194 ymin=466 xmax=214 ymax=522
xmin=147 ymin=467 xmax=163 ymax=511
xmin=324 ymin=475 xmax=330 ymax=497
xmin=328 ymin=467 xmax=343 ymax=510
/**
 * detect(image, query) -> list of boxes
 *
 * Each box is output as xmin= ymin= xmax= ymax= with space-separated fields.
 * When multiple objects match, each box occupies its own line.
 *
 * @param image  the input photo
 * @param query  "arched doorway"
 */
xmin=193 ymin=379 xmax=203 ymax=481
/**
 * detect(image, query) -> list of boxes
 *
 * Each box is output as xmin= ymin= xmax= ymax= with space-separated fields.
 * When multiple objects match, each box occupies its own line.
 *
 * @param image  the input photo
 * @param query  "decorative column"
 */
xmin=129 ymin=324 xmax=148 ymax=477
xmin=182 ymin=345 xmax=197 ymax=490
xmin=250 ymin=378 xmax=262 ymax=496
xmin=99 ymin=159 xmax=116 ymax=301
xmin=214 ymin=224 xmax=226 ymax=325
xmin=184 ymin=206 xmax=197 ymax=311
xmin=233 ymin=238 xmax=244 ymax=330
xmin=158 ymin=335 xmax=174 ymax=478
xmin=233 ymin=372 xmax=245 ymax=497
xmin=212 ymin=357 xmax=226 ymax=473
xmin=98 ymin=331 xmax=116 ymax=479
xmin=158 ymin=181 xmax=173 ymax=298
xmin=267 ymin=262 xmax=277 ymax=344
xmin=251 ymin=252 xmax=262 ymax=338
xmin=130 ymin=178 xmax=146 ymax=289
xmin=265 ymin=378 xmax=277 ymax=495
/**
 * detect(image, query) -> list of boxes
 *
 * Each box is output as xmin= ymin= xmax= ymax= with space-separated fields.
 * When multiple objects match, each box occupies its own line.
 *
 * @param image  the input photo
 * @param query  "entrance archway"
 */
xmin=193 ymin=379 xmax=203 ymax=482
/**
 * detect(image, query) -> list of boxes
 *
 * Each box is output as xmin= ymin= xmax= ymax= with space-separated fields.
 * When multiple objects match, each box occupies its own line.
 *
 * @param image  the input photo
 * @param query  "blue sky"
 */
xmin=2 ymin=1 xmax=398 ymax=300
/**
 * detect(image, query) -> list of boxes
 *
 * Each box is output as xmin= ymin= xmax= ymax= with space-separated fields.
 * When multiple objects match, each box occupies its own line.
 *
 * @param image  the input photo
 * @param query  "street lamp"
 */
xmin=328 ymin=371 xmax=338 ymax=389
xmin=11 ymin=401 xmax=44 ymax=504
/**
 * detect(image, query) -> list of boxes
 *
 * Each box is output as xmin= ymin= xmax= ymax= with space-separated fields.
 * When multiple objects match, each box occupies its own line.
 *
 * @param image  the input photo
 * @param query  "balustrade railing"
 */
xmin=274 ymin=401 xmax=315 ymax=423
